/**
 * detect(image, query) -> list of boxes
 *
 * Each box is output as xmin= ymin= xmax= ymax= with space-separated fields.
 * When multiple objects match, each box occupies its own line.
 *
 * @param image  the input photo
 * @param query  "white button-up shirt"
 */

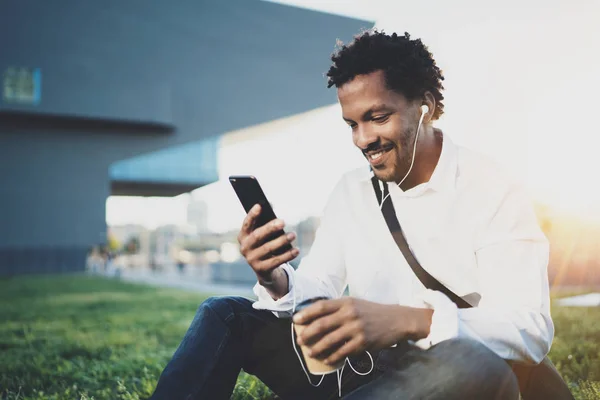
xmin=253 ymin=133 xmax=554 ymax=363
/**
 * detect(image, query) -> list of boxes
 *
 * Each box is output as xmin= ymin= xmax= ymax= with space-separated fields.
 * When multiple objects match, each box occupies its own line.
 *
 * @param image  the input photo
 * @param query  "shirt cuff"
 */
xmin=413 ymin=289 xmax=460 ymax=350
xmin=252 ymin=263 xmax=296 ymax=317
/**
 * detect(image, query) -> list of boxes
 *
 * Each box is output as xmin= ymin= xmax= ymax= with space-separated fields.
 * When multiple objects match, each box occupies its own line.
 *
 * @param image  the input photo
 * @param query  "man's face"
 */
xmin=338 ymin=70 xmax=420 ymax=183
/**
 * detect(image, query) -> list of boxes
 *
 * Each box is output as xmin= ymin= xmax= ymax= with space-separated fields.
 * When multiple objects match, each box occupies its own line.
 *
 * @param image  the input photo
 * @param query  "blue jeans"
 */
xmin=150 ymin=296 xmax=519 ymax=400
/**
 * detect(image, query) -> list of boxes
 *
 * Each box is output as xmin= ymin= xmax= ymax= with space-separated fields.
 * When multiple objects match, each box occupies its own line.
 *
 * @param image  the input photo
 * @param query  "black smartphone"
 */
xmin=229 ymin=175 xmax=292 ymax=256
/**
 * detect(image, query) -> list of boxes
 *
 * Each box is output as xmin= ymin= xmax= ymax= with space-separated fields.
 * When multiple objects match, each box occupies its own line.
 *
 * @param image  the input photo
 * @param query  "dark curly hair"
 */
xmin=326 ymin=30 xmax=445 ymax=120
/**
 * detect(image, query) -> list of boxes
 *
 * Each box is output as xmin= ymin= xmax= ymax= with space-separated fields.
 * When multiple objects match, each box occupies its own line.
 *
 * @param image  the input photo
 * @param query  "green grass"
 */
xmin=0 ymin=275 xmax=274 ymax=400
xmin=0 ymin=275 xmax=598 ymax=399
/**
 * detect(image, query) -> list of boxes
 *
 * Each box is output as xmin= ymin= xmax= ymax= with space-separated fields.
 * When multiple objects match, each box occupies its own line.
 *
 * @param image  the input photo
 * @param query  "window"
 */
xmin=3 ymin=67 xmax=41 ymax=105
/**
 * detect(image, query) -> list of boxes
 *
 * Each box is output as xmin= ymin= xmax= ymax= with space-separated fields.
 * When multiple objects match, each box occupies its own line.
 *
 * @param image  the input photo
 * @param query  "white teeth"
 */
xmin=370 ymin=152 xmax=383 ymax=160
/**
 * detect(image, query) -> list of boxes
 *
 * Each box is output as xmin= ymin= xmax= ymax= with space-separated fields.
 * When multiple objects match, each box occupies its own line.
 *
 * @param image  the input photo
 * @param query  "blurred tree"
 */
xmin=107 ymin=233 xmax=121 ymax=252
xmin=124 ymin=236 xmax=140 ymax=254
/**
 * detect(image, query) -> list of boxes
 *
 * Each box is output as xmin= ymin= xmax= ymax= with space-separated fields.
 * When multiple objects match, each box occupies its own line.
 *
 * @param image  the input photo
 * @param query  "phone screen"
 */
xmin=229 ymin=176 xmax=292 ymax=255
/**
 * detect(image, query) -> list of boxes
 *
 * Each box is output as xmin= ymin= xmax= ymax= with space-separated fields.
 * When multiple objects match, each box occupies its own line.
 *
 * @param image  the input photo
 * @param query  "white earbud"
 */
xmin=420 ymin=104 xmax=429 ymax=116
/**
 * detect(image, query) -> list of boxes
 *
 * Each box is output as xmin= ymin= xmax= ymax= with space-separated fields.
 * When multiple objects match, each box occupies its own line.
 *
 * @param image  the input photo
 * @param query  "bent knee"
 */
xmin=434 ymin=338 xmax=499 ymax=360
xmin=429 ymin=338 xmax=519 ymax=399
xmin=199 ymin=296 xmax=253 ymax=321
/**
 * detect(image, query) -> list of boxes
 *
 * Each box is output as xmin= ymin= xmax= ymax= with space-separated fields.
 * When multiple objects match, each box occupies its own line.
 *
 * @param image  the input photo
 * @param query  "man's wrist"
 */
xmin=258 ymin=266 xmax=289 ymax=299
xmin=257 ymin=271 xmax=276 ymax=286
xmin=410 ymin=307 xmax=434 ymax=341
xmin=258 ymin=265 xmax=283 ymax=285
xmin=391 ymin=306 xmax=433 ymax=342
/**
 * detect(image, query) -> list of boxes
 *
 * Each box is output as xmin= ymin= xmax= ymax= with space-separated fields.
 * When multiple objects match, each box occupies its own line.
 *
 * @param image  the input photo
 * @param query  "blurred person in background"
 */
xmin=177 ymin=258 xmax=186 ymax=275
xmin=85 ymin=245 xmax=105 ymax=274
xmin=150 ymin=30 xmax=569 ymax=400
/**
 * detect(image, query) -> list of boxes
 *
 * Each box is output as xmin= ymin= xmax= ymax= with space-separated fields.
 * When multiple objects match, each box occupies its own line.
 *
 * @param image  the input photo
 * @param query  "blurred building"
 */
xmin=149 ymin=225 xmax=189 ymax=268
xmin=187 ymin=200 xmax=209 ymax=235
xmin=108 ymin=224 xmax=147 ymax=248
xmin=0 ymin=1 xmax=370 ymax=275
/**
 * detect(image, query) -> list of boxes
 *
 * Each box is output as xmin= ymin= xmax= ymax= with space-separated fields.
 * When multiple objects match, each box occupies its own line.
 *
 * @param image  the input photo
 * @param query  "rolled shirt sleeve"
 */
xmin=252 ymin=178 xmax=348 ymax=317
xmin=416 ymin=184 xmax=554 ymax=363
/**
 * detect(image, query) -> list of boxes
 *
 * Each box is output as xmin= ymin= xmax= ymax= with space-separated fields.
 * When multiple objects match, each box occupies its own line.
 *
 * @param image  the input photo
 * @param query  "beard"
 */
xmin=371 ymin=124 xmax=417 ymax=184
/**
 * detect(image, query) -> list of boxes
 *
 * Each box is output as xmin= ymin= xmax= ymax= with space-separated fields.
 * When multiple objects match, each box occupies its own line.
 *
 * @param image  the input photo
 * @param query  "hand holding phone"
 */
xmin=230 ymin=175 xmax=292 ymax=256
xmin=230 ymin=176 xmax=299 ymax=291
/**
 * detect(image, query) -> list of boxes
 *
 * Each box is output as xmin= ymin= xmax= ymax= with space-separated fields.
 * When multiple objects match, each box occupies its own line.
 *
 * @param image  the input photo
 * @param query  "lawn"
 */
xmin=0 ymin=275 xmax=599 ymax=400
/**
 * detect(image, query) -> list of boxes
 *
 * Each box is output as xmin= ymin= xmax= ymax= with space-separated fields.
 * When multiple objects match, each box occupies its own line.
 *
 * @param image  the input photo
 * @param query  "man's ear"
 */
xmin=422 ymin=91 xmax=436 ymax=121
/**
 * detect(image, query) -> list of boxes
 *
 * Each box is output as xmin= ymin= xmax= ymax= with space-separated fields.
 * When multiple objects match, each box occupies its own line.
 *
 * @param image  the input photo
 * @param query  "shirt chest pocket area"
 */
xmin=342 ymin=228 xmax=403 ymax=301
xmin=412 ymin=227 xmax=480 ymax=298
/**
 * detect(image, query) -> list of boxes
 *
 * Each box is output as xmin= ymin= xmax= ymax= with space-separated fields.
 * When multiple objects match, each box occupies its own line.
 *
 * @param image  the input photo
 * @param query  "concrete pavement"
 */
xmin=100 ymin=264 xmax=256 ymax=298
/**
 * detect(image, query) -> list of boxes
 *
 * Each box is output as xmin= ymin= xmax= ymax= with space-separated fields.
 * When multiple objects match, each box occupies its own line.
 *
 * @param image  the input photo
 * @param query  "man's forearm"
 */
xmin=293 ymin=298 xmax=436 ymax=360
xmin=258 ymin=266 xmax=289 ymax=300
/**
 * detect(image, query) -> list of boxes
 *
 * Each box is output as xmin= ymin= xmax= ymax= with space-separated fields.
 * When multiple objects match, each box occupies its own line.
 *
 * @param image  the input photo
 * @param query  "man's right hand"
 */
xmin=237 ymin=204 xmax=299 ymax=297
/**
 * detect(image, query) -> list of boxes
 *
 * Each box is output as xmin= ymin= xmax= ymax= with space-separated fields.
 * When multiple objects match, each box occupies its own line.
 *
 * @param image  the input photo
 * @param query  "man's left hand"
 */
xmin=293 ymin=297 xmax=433 ymax=366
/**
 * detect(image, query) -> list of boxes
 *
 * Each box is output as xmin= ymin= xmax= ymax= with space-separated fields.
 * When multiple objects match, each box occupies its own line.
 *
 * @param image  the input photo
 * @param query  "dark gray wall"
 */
xmin=0 ymin=129 xmax=115 ymax=273
xmin=0 ymin=0 xmax=371 ymax=274
xmin=1 ymin=0 xmax=370 ymax=140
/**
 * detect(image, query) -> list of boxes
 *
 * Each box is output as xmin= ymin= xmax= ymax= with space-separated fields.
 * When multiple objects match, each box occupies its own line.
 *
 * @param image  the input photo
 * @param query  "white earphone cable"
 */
xmin=288 ymin=105 xmax=427 ymax=395
xmin=378 ymin=106 xmax=427 ymax=209
xmin=289 ymin=267 xmax=374 ymax=397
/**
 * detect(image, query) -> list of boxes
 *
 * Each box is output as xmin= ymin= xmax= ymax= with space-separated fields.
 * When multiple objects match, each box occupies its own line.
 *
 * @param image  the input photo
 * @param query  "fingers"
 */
xmin=324 ymin=335 xmax=366 ymax=366
xmin=238 ymin=219 xmax=283 ymax=259
xmin=255 ymin=232 xmax=296 ymax=261
xmin=239 ymin=204 xmax=262 ymax=239
xmin=296 ymin=309 xmax=344 ymax=347
xmin=293 ymin=298 xmax=368 ymax=364
xmin=252 ymin=245 xmax=300 ymax=276
xmin=305 ymin=320 xmax=360 ymax=360
xmin=237 ymin=204 xmax=301 ymax=277
xmin=249 ymin=218 xmax=285 ymax=248
xmin=239 ymin=218 xmax=284 ymax=256
xmin=243 ymin=225 xmax=297 ymax=264
xmin=293 ymin=298 xmax=344 ymax=325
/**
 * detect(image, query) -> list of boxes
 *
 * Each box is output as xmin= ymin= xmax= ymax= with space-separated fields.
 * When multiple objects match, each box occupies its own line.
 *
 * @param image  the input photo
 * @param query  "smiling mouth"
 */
xmin=368 ymin=150 xmax=386 ymax=161
xmin=365 ymin=145 xmax=394 ymax=163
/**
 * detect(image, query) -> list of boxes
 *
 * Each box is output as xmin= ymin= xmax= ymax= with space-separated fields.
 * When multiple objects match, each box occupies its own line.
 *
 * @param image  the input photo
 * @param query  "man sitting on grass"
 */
xmin=150 ymin=30 xmax=556 ymax=400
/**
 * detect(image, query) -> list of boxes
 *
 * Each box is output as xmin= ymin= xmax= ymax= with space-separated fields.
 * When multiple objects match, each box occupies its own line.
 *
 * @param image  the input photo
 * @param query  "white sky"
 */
xmin=107 ymin=0 xmax=600 ymax=232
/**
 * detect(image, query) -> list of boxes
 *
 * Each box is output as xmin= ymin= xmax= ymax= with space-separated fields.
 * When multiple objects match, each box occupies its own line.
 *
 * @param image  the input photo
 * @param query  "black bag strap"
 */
xmin=371 ymin=177 xmax=472 ymax=309
xmin=371 ymin=177 xmax=573 ymax=400
xmin=371 ymin=176 xmax=574 ymax=400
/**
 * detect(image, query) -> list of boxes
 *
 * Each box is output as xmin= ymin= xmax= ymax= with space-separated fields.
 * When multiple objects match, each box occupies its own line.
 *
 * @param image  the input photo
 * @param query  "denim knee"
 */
xmin=199 ymin=296 xmax=253 ymax=323
xmin=429 ymin=338 xmax=519 ymax=399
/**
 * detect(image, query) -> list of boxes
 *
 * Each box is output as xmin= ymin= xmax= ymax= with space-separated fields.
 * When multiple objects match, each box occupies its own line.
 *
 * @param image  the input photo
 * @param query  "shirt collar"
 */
xmin=358 ymin=132 xmax=458 ymax=194
xmin=425 ymin=132 xmax=457 ymax=193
